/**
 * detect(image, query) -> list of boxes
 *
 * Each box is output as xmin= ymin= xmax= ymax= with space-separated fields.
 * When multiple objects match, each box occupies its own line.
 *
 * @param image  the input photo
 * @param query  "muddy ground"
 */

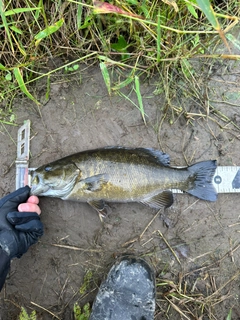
xmin=0 ymin=37 xmax=240 ymax=319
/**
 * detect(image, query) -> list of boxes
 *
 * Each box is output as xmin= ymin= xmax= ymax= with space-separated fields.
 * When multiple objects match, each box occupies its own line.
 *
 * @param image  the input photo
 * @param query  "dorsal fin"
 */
xmin=134 ymin=148 xmax=170 ymax=167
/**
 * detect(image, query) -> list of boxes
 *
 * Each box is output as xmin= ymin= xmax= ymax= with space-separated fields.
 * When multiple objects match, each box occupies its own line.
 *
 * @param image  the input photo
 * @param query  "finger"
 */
xmin=27 ymin=195 xmax=39 ymax=205
xmin=18 ymin=203 xmax=41 ymax=215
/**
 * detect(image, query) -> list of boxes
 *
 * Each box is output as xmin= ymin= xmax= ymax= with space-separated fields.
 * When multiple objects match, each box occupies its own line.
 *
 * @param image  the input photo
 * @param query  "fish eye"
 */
xmin=45 ymin=166 xmax=52 ymax=172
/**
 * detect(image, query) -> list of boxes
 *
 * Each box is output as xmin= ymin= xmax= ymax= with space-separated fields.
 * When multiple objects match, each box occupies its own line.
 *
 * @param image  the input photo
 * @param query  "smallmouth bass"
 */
xmin=30 ymin=147 xmax=217 ymax=215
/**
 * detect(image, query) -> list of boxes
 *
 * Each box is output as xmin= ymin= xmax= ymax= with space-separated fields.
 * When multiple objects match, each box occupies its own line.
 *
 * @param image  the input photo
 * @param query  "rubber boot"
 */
xmin=89 ymin=256 xmax=155 ymax=320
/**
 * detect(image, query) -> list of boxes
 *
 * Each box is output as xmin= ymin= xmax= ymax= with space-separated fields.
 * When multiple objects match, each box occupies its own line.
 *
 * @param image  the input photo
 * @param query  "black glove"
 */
xmin=0 ymin=186 xmax=43 ymax=259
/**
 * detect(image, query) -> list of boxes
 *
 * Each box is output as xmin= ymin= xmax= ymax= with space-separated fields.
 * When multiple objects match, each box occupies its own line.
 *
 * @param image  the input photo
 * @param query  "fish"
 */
xmin=30 ymin=147 xmax=217 ymax=216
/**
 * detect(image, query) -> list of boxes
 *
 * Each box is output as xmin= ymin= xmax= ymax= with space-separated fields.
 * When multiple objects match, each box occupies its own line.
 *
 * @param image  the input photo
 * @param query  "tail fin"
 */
xmin=186 ymin=160 xmax=217 ymax=201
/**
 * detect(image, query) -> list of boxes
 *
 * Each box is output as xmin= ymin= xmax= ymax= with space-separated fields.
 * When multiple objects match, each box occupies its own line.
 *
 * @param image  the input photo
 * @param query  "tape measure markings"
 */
xmin=213 ymin=166 xmax=240 ymax=193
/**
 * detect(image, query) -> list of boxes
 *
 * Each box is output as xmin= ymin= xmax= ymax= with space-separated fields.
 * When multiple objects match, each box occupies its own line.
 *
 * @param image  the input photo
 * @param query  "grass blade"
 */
xmin=77 ymin=2 xmax=83 ymax=29
xmin=34 ymin=0 xmax=42 ymax=20
xmin=157 ymin=8 xmax=161 ymax=63
xmin=0 ymin=1 xmax=14 ymax=53
xmin=112 ymin=75 xmax=134 ymax=91
xmin=34 ymin=18 xmax=64 ymax=45
xmin=0 ymin=63 xmax=7 ymax=70
xmin=99 ymin=62 xmax=111 ymax=95
xmin=45 ymin=75 xmax=51 ymax=101
xmin=134 ymin=75 xmax=146 ymax=125
xmin=226 ymin=308 xmax=232 ymax=320
xmin=185 ymin=2 xmax=198 ymax=19
xmin=13 ymin=68 xmax=40 ymax=105
xmin=196 ymin=0 xmax=230 ymax=52
xmin=10 ymin=25 xmax=23 ymax=35
xmin=119 ymin=90 xmax=147 ymax=123
xmin=5 ymin=7 xmax=41 ymax=16
xmin=11 ymin=32 xmax=26 ymax=56
xmin=226 ymin=33 xmax=240 ymax=51
xmin=196 ymin=0 xmax=219 ymax=30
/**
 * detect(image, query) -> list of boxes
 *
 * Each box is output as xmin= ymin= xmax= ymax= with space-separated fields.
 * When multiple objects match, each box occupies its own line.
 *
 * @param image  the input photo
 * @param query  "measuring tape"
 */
xmin=213 ymin=166 xmax=240 ymax=193
xmin=15 ymin=120 xmax=240 ymax=194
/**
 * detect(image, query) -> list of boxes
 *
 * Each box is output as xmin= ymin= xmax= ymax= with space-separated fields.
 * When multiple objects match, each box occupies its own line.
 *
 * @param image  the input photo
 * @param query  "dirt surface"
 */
xmin=0 ymin=38 xmax=240 ymax=319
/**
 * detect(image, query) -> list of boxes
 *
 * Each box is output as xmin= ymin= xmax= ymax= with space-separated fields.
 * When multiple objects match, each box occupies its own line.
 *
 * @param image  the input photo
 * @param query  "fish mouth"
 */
xmin=30 ymin=172 xmax=52 ymax=196
xmin=30 ymin=182 xmax=50 ymax=196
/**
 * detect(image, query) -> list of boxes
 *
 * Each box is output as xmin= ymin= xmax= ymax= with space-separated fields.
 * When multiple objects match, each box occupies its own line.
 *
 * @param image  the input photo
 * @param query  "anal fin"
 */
xmin=141 ymin=191 xmax=173 ymax=209
xmin=88 ymin=200 xmax=110 ymax=222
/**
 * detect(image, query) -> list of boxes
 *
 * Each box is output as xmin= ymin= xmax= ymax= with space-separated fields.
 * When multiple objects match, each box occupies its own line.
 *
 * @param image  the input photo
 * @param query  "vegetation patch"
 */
xmin=0 ymin=0 xmax=239 ymax=124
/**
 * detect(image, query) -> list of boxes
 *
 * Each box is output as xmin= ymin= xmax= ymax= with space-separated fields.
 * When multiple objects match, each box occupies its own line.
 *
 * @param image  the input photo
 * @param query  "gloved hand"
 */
xmin=0 ymin=186 xmax=43 ymax=259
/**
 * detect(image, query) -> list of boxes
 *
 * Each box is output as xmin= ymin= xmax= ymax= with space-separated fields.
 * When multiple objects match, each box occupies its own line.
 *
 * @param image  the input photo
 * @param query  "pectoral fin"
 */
xmin=81 ymin=174 xmax=109 ymax=192
xmin=141 ymin=191 xmax=173 ymax=209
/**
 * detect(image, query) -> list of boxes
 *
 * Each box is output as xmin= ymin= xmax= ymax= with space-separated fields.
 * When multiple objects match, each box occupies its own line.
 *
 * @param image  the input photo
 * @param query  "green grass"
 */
xmin=0 ymin=0 xmax=239 ymax=124
xmin=18 ymin=307 xmax=36 ymax=320
xmin=73 ymin=302 xmax=91 ymax=320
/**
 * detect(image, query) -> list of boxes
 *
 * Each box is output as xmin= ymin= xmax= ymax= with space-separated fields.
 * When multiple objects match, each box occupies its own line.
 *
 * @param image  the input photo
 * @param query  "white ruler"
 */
xmin=15 ymin=120 xmax=30 ymax=189
xmin=16 ymin=121 xmax=240 ymax=193
xmin=212 ymin=166 xmax=240 ymax=193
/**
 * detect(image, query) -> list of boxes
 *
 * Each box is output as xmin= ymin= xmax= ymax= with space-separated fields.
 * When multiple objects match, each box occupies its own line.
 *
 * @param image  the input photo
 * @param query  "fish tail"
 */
xmin=186 ymin=160 xmax=217 ymax=201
